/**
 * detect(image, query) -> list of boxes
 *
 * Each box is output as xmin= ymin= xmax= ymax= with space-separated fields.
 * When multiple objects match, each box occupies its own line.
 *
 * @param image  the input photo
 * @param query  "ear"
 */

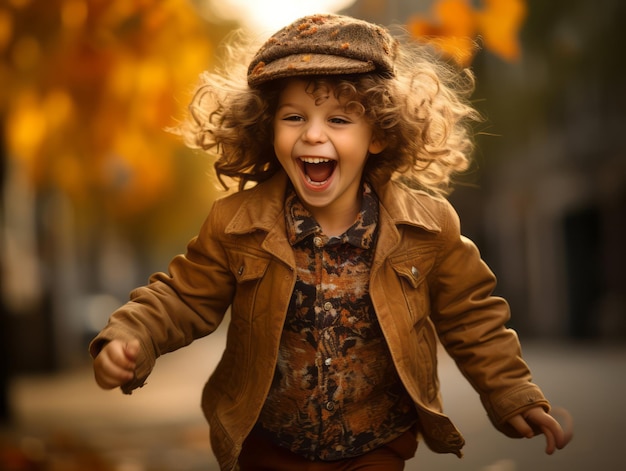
xmin=368 ymin=136 xmax=387 ymax=155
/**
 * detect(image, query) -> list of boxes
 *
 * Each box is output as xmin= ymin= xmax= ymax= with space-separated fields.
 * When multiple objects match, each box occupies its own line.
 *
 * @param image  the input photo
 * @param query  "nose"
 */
xmin=301 ymin=119 xmax=327 ymax=144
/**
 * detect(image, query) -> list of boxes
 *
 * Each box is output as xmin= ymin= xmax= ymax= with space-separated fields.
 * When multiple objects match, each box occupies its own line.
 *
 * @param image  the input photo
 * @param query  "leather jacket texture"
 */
xmin=91 ymin=171 xmax=549 ymax=471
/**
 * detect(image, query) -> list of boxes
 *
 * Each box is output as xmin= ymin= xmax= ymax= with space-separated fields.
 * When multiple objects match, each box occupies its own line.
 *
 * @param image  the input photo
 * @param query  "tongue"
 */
xmin=305 ymin=161 xmax=335 ymax=182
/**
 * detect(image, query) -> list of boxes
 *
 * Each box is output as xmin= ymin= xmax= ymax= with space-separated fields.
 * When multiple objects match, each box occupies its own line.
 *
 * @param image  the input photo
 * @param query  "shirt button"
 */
xmin=313 ymin=236 xmax=324 ymax=247
xmin=325 ymin=401 xmax=335 ymax=411
xmin=323 ymin=301 xmax=333 ymax=311
xmin=324 ymin=357 xmax=332 ymax=366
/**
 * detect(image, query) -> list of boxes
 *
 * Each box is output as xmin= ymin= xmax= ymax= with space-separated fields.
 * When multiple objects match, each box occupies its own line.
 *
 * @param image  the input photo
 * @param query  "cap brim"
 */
xmin=248 ymin=53 xmax=375 ymax=87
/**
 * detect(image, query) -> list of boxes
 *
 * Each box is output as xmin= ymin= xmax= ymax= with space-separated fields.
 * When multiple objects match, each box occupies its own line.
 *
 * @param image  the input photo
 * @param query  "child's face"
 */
xmin=273 ymin=78 xmax=385 ymax=221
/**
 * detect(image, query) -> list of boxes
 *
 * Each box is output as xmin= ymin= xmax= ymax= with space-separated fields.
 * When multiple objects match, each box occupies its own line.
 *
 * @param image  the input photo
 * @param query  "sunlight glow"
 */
xmin=208 ymin=0 xmax=357 ymax=34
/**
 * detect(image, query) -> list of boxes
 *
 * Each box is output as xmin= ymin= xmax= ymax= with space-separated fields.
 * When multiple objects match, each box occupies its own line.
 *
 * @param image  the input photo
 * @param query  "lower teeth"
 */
xmin=305 ymin=175 xmax=327 ymax=186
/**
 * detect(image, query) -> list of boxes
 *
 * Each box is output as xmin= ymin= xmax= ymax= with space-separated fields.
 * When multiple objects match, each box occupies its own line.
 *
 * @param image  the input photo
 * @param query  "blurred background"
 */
xmin=0 ymin=0 xmax=624 ymax=470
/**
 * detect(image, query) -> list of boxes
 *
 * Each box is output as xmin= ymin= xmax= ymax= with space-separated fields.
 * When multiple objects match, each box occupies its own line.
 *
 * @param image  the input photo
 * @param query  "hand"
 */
xmin=508 ymin=406 xmax=573 ymax=454
xmin=93 ymin=339 xmax=140 ymax=390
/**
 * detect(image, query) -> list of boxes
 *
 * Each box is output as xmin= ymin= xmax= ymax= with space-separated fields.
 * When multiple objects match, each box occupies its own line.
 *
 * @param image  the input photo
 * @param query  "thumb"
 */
xmin=124 ymin=339 xmax=140 ymax=361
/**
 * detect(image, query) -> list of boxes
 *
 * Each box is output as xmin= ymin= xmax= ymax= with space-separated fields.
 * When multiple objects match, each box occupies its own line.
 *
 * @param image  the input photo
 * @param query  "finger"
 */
xmin=106 ymin=341 xmax=137 ymax=371
xmin=94 ymin=348 xmax=135 ymax=389
xmin=95 ymin=368 xmax=133 ymax=389
xmin=526 ymin=407 xmax=572 ymax=454
xmin=94 ymin=365 xmax=132 ymax=389
xmin=507 ymin=414 xmax=534 ymax=438
xmin=552 ymin=407 xmax=574 ymax=449
xmin=540 ymin=424 xmax=557 ymax=455
xmin=124 ymin=339 xmax=141 ymax=361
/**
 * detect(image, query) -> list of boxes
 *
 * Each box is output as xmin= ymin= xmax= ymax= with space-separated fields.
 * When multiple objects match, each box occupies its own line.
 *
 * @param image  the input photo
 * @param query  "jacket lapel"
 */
xmin=225 ymin=172 xmax=295 ymax=269
xmin=375 ymin=180 xmax=443 ymax=233
xmin=372 ymin=180 xmax=443 ymax=267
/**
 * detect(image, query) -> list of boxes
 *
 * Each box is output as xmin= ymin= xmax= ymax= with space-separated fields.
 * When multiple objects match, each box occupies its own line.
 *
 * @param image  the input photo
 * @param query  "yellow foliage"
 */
xmin=43 ymin=89 xmax=75 ymax=132
xmin=5 ymin=91 xmax=47 ymax=170
xmin=0 ymin=9 xmax=13 ymax=52
xmin=1 ymin=0 xmax=221 ymax=219
xmin=10 ymin=35 xmax=40 ymax=71
xmin=61 ymin=0 xmax=88 ymax=30
xmin=51 ymin=151 xmax=83 ymax=198
xmin=102 ymin=131 xmax=175 ymax=215
xmin=407 ymin=0 xmax=527 ymax=66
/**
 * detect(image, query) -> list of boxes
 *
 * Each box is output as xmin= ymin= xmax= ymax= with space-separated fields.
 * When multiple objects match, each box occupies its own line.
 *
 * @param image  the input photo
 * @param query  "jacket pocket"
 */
xmin=388 ymin=247 xmax=437 ymax=324
xmin=228 ymin=247 xmax=271 ymax=283
xmin=227 ymin=247 xmax=272 ymax=328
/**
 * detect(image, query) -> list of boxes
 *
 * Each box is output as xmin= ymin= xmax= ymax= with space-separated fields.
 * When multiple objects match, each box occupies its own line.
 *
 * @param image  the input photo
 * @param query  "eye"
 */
xmin=329 ymin=116 xmax=350 ymax=125
xmin=282 ymin=114 xmax=304 ymax=122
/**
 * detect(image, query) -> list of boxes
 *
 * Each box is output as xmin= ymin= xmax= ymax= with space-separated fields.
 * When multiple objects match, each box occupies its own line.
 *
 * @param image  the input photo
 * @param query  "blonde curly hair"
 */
xmin=177 ymin=27 xmax=481 ymax=197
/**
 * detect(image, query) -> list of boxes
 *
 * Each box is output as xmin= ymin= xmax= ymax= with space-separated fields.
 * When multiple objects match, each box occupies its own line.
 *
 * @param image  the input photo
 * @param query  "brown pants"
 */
xmin=238 ymin=429 xmax=418 ymax=471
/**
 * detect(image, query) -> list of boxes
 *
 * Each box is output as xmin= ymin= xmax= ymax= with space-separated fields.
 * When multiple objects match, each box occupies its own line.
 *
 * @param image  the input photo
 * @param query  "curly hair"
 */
xmin=176 ymin=28 xmax=481 ymax=196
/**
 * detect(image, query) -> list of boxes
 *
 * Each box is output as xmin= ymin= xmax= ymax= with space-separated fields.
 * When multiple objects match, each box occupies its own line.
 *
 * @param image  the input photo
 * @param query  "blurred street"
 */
xmin=3 ymin=323 xmax=624 ymax=470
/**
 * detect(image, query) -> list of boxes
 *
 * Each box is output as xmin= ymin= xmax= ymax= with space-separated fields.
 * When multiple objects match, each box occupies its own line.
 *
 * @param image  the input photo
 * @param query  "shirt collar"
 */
xmin=285 ymin=183 xmax=379 ymax=249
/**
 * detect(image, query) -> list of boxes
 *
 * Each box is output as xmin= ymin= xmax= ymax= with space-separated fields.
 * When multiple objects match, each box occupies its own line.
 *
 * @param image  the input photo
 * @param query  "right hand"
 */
xmin=93 ymin=339 xmax=140 ymax=390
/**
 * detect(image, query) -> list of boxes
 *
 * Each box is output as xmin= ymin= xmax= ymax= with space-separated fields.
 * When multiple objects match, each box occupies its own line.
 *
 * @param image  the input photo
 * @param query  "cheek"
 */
xmin=273 ymin=136 xmax=285 ymax=159
xmin=272 ymin=120 xmax=281 ymax=147
xmin=272 ymin=129 xmax=283 ymax=155
xmin=272 ymin=132 xmax=293 ymax=168
xmin=274 ymin=127 xmax=299 ymax=158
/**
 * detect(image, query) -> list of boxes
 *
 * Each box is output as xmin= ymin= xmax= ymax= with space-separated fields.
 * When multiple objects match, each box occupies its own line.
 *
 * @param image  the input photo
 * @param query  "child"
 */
xmin=91 ymin=13 xmax=572 ymax=471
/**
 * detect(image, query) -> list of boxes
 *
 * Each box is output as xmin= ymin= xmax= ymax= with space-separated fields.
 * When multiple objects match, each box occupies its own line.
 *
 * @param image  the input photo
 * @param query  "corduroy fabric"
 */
xmin=247 ymin=14 xmax=398 ymax=87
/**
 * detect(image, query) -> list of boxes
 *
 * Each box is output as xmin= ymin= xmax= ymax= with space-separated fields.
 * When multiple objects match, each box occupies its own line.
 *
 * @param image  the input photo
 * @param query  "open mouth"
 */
xmin=298 ymin=157 xmax=337 ymax=186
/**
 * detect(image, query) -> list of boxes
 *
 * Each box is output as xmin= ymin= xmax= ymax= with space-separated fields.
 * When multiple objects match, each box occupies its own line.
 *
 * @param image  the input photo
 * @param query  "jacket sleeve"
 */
xmin=89 ymin=199 xmax=235 ymax=394
xmin=428 ymin=199 xmax=550 ymax=437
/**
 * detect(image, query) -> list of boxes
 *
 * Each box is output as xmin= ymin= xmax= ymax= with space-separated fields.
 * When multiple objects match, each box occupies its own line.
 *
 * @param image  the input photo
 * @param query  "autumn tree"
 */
xmin=0 ymin=0 xmax=235 ymax=370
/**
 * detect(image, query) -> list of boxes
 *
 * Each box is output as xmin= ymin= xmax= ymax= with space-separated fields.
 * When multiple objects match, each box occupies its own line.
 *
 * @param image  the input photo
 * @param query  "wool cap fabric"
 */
xmin=247 ymin=14 xmax=398 ymax=88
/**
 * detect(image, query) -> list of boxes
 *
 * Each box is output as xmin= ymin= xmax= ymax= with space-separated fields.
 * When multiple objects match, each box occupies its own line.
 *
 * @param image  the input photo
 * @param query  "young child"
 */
xmin=91 ymin=13 xmax=572 ymax=471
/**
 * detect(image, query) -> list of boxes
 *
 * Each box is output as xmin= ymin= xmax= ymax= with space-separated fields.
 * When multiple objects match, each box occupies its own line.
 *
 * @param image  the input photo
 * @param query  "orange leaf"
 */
xmin=407 ymin=0 xmax=479 ymax=66
xmin=406 ymin=17 xmax=439 ymax=38
xmin=476 ymin=0 xmax=527 ymax=61
xmin=407 ymin=0 xmax=527 ymax=65
xmin=434 ymin=0 xmax=476 ymax=37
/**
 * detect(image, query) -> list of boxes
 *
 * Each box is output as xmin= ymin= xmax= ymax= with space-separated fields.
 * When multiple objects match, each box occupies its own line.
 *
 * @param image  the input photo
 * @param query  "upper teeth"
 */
xmin=301 ymin=157 xmax=331 ymax=164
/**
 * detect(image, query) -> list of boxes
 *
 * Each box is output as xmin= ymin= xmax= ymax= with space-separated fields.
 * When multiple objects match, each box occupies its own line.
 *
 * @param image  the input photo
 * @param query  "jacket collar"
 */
xmin=225 ymin=170 xmax=443 ymax=236
xmin=374 ymin=179 xmax=443 ymax=234
xmin=225 ymin=172 xmax=289 ymax=235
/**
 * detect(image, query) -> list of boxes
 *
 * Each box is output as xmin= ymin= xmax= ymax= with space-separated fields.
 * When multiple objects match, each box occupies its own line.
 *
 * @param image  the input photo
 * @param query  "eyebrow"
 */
xmin=276 ymin=102 xmax=297 ymax=110
xmin=276 ymin=102 xmax=354 ymax=114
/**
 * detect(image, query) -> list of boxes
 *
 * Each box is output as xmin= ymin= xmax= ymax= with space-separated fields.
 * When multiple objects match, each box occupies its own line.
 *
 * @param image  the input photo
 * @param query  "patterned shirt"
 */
xmin=256 ymin=184 xmax=417 ymax=461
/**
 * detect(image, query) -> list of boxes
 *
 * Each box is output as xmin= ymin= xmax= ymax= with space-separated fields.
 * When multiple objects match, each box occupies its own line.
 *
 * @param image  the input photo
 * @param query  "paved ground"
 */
xmin=3 ymin=324 xmax=624 ymax=470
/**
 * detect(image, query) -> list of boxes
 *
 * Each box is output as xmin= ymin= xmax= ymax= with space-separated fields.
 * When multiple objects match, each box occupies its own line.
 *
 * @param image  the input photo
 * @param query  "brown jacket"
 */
xmin=91 ymin=171 xmax=549 ymax=471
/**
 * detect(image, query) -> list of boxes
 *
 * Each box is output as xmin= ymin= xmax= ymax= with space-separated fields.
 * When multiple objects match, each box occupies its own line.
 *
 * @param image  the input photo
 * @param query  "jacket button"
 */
xmin=314 ymin=236 xmax=324 ymax=247
xmin=323 ymin=301 xmax=333 ymax=311
xmin=325 ymin=401 xmax=335 ymax=411
xmin=411 ymin=266 xmax=419 ymax=277
xmin=324 ymin=357 xmax=332 ymax=366
xmin=238 ymin=266 xmax=244 ymax=276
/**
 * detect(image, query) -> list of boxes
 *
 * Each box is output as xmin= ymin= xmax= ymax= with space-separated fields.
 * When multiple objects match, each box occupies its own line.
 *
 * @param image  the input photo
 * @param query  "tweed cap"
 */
xmin=247 ymin=14 xmax=398 ymax=87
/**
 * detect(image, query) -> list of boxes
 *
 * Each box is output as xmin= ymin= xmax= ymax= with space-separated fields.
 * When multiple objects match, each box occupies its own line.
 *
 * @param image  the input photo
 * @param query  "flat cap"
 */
xmin=247 ymin=14 xmax=398 ymax=87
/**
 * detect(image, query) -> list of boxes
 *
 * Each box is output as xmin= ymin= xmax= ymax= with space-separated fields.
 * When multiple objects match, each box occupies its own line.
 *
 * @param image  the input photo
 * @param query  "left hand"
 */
xmin=507 ymin=406 xmax=573 ymax=454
